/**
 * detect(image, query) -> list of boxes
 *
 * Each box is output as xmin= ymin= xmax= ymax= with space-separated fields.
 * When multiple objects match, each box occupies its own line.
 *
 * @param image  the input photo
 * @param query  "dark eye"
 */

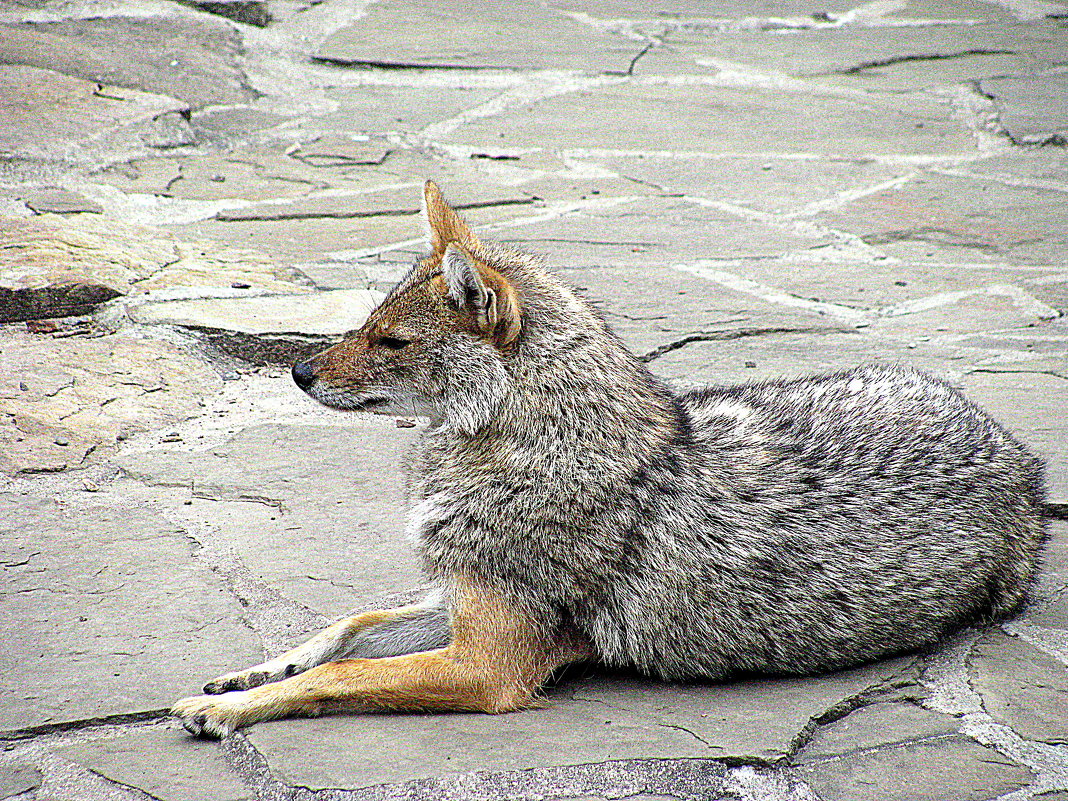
xmin=378 ymin=336 xmax=410 ymax=350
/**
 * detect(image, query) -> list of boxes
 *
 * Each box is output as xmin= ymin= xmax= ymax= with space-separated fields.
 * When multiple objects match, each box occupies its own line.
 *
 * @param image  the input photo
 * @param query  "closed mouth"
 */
xmin=353 ymin=395 xmax=391 ymax=411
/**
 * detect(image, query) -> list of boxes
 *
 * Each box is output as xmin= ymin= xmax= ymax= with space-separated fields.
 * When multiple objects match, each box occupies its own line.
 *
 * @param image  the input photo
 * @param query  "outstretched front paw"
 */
xmin=172 ymin=693 xmax=248 ymax=739
xmin=203 ymin=663 xmax=297 ymax=694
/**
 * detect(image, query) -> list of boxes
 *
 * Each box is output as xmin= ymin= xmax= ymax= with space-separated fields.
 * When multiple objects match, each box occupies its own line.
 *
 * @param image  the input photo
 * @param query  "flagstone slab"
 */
xmin=127 ymin=288 xmax=383 ymax=364
xmin=0 ymin=492 xmax=261 ymax=733
xmin=114 ymin=422 xmax=424 ymax=620
xmin=981 ymin=73 xmax=1068 ymax=146
xmin=797 ymin=737 xmax=1034 ymax=801
xmin=638 ymin=23 xmax=1064 ymax=93
xmin=970 ymin=629 xmax=1068 ymax=745
xmin=58 ymin=724 xmax=254 ymax=801
xmin=246 ymin=658 xmax=912 ymax=791
xmin=816 ymin=171 xmax=1068 ymax=267
xmin=315 ymin=0 xmax=642 ymax=73
xmin=0 ymin=65 xmax=192 ymax=171
xmin=0 ymin=214 xmax=303 ymax=323
xmin=438 ymin=81 xmax=977 ymax=158
xmin=2 ymin=11 xmax=253 ymax=110
xmin=0 ymin=329 xmax=221 ymax=474
xmin=794 ymin=701 xmax=960 ymax=761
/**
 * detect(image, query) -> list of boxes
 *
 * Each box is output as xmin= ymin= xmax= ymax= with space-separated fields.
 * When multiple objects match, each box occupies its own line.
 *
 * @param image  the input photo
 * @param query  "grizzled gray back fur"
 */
xmin=404 ymin=242 xmax=1047 ymax=680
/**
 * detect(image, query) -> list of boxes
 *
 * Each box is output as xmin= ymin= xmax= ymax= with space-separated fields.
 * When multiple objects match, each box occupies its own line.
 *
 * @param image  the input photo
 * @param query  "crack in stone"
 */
xmin=965 ymin=368 xmax=1068 ymax=383
xmin=176 ymin=520 xmax=328 ymax=657
xmin=830 ymin=49 xmax=1016 ymax=75
xmin=785 ymin=658 xmax=923 ymax=763
xmin=606 ymin=41 xmax=655 ymax=78
xmin=639 ymin=325 xmax=853 ymax=363
xmin=654 ymin=721 xmax=713 ymax=748
xmin=214 ymin=197 xmax=534 ymax=223
xmin=0 ymin=710 xmax=171 ymax=743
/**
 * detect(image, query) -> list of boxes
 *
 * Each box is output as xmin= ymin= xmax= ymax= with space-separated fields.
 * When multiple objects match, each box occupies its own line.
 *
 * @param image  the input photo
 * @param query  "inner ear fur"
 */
xmin=424 ymin=180 xmax=480 ymax=254
xmin=442 ymin=244 xmax=522 ymax=347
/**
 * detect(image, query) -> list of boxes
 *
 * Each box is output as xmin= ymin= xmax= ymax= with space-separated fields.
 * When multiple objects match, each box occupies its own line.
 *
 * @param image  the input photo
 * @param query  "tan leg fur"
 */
xmin=172 ymin=577 xmax=592 ymax=737
xmin=200 ymin=602 xmax=442 ymax=694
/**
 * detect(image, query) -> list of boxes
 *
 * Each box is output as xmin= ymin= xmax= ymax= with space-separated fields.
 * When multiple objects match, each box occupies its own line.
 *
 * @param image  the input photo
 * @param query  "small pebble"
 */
xmin=396 ymin=418 xmax=417 ymax=428
xmin=54 ymin=437 xmax=69 ymax=446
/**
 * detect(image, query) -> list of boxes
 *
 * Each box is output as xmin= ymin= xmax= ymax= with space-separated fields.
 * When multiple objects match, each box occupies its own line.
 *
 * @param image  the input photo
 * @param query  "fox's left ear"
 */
xmin=424 ymin=180 xmax=480 ymax=254
xmin=443 ymin=244 xmax=521 ymax=346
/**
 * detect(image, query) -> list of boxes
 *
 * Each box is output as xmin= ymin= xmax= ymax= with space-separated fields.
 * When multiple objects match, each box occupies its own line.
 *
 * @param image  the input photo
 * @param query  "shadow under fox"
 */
xmin=173 ymin=181 xmax=1047 ymax=738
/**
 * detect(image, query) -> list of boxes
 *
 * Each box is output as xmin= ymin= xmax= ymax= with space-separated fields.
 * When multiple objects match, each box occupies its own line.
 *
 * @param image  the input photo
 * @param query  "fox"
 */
xmin=172 ymin=181 xmax=1047 ymax=738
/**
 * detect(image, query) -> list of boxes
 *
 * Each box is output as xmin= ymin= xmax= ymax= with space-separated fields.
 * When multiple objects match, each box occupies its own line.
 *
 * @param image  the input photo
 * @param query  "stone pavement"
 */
xmin=1 ymin=0 xmax=1067 ymax=798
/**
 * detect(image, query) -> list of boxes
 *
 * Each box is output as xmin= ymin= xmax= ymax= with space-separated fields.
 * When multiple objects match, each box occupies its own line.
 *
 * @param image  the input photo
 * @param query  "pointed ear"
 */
xmin=424 ymin=180 xmax=480 ymax=254
xmin=443 ymin=244 xmax=522 ymax=346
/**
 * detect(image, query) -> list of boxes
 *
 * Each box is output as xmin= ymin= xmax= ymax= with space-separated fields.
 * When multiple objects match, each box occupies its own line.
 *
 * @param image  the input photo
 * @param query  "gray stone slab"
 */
xmin=981 ymin=73 xmax=1068 ymax=146
xmin=175 ymin=0 xmax=270 ymax=27
xmin=959 ymin=370 xmax=1068 ymax=501
xmin=317 ymin=84 xmax=501 ymax=136
xmin=502 ymin=196 xmax=830 ymax=267
xmin=440 ymin=81 xmax=977 ymax=158
xmin=247 ymin=659 xmax=911 ymax=790
xmin=959 ymin=149 xmax=1068 ymax=187
xmin=58 ymin=724 xmax=254 ymax=801
xmin=217 ymin=185 xmax=532 ymax=222
xmin=970 ymin=630 xmax=1068 ymax=745
xmin=115 ymin=422 xmax=424 ymax=620
xmin=171 ymin=195 xmax=533 ymax=263
xmin=795 ymin=701 xmax=960 ymax=761
xmin=0 ymin=493 xmax=262 ymax=733
xmin=797 ymin=736 xmax=1034 ymax=801
xmin=553 ymin=262 xmax=845 ymax=356
xmin=0 ymin=65 xmax=191 ymax=171
xmin=867 ymin=285 xmax=1059 ymax=339
xmin=315 ymin=0 xmax=642 ymax=72
xmin=0 ymin=214 xmax=304 ymax=323
xmin=0 ymin=763 xmax=42 ymax=799
xmin=817 ymin=171 xmax=1068 ymax=267
xmin=19 ymin=187 xmax=102 ymax=215
xmin=1028 ymin=522 xmax=1068 ymax=629
xmin=127 ymin=288 xmax=384 ymax=365
xmin=3 ymin=12 xmax=253 ymax=109
xmin=171 ymin=214 xmax=420 ymax=263
xmin=579 ymin=153 xmax=912 ymax=215
xmin=639 ymin=23 xmax=1063 ymax=93
xmin=641 ymin=329 xmax=943 ymax=387
xmin=547 ymin=0 xmax=858 ymax=16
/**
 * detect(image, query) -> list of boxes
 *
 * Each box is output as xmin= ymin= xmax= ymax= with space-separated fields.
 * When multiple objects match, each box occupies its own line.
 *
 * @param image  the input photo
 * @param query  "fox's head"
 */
xmin=292 ymin=181 xmax=527 ymax=433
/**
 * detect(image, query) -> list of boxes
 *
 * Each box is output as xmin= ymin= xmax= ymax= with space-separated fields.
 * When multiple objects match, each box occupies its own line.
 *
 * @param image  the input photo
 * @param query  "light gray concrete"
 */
xmin=1 ymin=0 xmax=1066 ymax=798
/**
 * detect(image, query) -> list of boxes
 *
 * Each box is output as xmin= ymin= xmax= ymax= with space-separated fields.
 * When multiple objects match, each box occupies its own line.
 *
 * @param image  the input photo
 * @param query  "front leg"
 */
xmin=173 ymin=577 xmax=594 ymax=737
xmin=203 ymin=591 xmax=449 ymax=694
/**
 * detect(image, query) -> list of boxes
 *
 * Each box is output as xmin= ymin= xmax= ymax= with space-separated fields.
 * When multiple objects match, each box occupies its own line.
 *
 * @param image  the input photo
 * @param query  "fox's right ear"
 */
xmin=443 ymin=244 xmax=521 ymax=346
xmin=424 ymin=180 xmax=480 ymax=254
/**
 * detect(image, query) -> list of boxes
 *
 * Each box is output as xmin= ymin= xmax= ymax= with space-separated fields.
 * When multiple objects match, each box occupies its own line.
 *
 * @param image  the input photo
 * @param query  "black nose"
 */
xmin=291 ymin=360 xmax=315 ymax=390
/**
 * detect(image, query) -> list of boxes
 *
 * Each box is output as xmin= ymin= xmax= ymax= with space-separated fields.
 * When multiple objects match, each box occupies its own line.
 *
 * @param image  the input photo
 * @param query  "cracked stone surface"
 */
xmin=0 ymin=492 xmax=262 ymax=734
xmin=797 ymin=737 xmax=1035 ymax=801
xmin=2 ymin=0 xmax=1067 ymax=798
